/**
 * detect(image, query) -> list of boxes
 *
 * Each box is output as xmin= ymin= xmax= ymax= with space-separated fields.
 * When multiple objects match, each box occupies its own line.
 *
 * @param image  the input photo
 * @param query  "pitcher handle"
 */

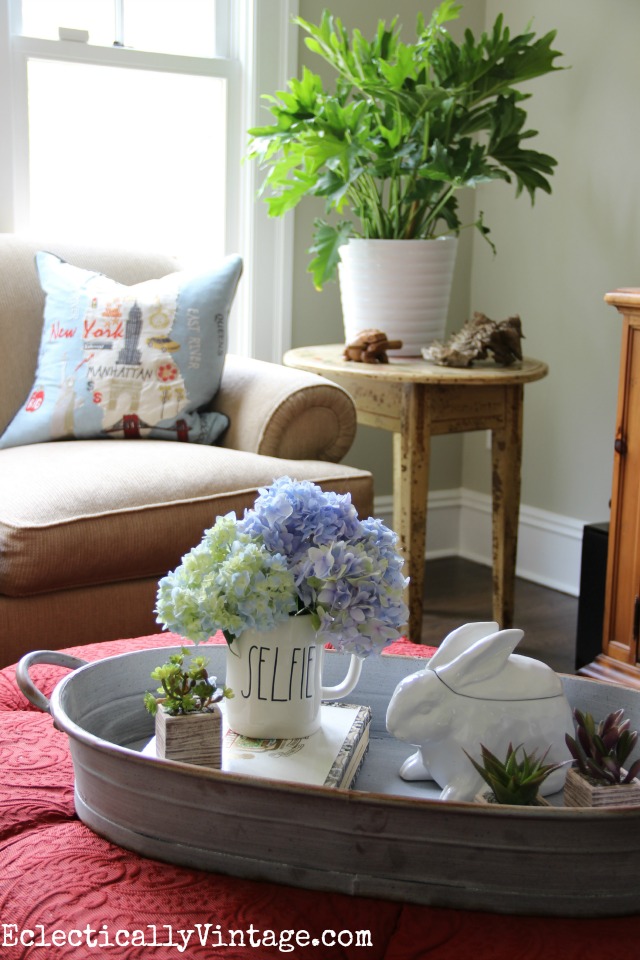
xmin=16 ymin=650 xmax=88 ymax=714
xmin=321 ymin=653 xmax=363 ymax=701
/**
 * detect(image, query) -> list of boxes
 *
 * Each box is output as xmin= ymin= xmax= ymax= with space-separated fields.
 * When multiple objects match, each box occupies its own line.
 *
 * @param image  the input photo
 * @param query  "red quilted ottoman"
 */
xmin=1 ymin=635 xmax=639 ymax=960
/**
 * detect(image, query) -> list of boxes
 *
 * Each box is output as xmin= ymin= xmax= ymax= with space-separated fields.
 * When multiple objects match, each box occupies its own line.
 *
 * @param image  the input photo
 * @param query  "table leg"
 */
xmin=393 ymin=384 xmax=430 ymax=643
xmin=491 ymin=385 xmax=524 ymax=629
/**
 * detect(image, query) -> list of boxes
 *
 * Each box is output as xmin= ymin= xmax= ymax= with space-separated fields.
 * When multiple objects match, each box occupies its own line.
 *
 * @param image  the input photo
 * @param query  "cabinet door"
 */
xmin=603 ymin=313 xmax=640 ymax=667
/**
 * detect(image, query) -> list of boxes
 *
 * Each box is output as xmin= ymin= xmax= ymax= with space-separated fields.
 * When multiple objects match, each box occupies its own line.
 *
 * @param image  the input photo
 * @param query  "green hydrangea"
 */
xmin=156 ymin=514 xmax=298 ymax=644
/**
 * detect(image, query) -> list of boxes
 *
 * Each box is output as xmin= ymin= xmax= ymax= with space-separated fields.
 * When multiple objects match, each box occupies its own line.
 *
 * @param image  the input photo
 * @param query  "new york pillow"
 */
xmin=0 ymin=251 xmax=243 ymax=449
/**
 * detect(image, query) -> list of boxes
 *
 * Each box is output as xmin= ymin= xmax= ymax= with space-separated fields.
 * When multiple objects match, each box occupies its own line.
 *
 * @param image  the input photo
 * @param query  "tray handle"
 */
xmin=16 ymin=650 xmax=88 ymax=713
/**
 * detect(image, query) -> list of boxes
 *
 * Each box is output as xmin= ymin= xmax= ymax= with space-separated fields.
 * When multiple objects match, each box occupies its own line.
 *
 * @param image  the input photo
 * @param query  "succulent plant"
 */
xmin=144 ymin=649 xmax=233 ymax=717
xmin=566 ymin=708 xmax=640 ymax=786
xmin=465 ymin=742 xmax=565 ymax=805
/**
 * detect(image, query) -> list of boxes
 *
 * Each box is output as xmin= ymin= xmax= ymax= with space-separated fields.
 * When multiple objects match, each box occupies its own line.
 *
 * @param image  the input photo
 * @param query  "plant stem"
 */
xmin=425 ymin=183 xmax=458 ymax=234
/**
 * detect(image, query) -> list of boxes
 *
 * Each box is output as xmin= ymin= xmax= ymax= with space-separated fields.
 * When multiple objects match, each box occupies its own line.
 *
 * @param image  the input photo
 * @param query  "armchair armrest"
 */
xmin=213 ymin=355 xmax=357 ymax=462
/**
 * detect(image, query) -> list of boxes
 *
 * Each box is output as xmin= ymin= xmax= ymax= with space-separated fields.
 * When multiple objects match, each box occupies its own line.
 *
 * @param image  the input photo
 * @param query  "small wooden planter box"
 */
xmin=156 ymin=705 xmax=222 ymax=769
xmin=563 ymin=766 xmax=640 ymax=808
xmin=475 ymin=791 xmax=550 ymax=807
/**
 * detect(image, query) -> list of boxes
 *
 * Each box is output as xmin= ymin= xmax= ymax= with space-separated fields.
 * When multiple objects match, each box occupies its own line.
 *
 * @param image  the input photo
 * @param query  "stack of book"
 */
xmin=143 ymin=702 xmax=372 ymax=790
xmin=223 ymin=702 xmax=372 ymax=789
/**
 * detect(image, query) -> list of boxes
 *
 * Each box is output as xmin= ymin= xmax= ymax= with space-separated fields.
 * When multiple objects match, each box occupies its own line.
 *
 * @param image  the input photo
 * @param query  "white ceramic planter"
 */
xmin=224 ymin=615 xmax=363 ymax=739
xmin=338 ymin=237 xmax=458 ymax=356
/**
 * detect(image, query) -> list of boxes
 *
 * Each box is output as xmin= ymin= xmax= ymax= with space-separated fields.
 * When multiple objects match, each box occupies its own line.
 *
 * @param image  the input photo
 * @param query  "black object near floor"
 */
xmin=420 ymin=557 xmax=578 ymax=675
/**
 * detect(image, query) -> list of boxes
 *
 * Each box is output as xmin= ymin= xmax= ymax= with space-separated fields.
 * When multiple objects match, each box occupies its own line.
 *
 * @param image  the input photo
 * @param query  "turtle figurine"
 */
xmin=343 ymin=329 xmax=403 ymax=363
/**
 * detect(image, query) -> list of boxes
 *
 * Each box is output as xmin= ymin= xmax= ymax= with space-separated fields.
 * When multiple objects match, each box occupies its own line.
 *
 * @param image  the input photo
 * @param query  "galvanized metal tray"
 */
xmin=16 ymin=645 xmax=640 ymax=917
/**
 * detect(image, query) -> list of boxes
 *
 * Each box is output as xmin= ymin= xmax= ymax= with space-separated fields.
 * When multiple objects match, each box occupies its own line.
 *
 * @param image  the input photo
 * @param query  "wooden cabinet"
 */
xmin=581 ymin=289 xmax=640 ymax=688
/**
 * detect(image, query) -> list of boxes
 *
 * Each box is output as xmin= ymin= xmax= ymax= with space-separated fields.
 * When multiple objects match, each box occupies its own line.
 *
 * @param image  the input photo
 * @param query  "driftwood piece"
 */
xmin=423 ymin=313 xmax=524 ymax=368
xmin=344 ymin=328 xmax=403 ymax=364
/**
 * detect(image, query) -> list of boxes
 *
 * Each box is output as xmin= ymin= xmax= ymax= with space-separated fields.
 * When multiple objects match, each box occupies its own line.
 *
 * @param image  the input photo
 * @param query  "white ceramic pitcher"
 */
xmin=224 ymin=615 xmax=363 ymax=739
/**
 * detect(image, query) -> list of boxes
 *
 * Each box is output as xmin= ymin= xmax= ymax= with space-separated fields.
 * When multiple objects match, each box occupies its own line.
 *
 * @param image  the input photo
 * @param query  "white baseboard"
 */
xmin=373 ymin=488 xmax=586 ymax=597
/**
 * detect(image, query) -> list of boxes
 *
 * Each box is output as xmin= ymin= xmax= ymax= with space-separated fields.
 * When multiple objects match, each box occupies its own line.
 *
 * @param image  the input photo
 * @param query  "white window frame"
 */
xmin=0 ymin=0 xmax=298 ymax=362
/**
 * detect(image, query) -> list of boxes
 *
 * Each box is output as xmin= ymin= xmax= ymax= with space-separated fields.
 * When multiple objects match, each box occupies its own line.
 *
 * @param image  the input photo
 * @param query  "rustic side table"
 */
xmin=283 ymin=345 xmax=548 ymax=642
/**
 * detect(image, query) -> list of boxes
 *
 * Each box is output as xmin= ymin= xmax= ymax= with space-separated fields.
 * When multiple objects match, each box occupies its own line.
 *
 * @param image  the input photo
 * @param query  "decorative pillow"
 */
xmin=0 ymin=252 xmax=243 ymax=449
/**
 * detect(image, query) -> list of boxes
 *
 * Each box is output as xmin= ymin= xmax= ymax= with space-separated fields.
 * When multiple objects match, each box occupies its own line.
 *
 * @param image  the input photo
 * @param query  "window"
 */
xmin=20 ymin=0 xmax=221 ymax=57
xmin=0 ymin=0 xmax=298 ymax=360
xmin=26 ymin=59 xmax=228 ymax=266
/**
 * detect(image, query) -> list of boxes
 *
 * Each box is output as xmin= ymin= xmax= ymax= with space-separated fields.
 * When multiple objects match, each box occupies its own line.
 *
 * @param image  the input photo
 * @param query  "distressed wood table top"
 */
xmin=284 ymin=345 xmax=548 ymax=642
xmin=284 ymin=344 xmax=548 ymax=386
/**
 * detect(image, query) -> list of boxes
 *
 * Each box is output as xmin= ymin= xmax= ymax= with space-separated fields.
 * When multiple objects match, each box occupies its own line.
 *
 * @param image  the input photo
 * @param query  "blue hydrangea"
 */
xmin=238 ymin=476 xmax=360 ymax=563
xmin=294 ymin=521 xmax=409 ymax=656
xmin=156 ymin=480 xmax=409 ymax=656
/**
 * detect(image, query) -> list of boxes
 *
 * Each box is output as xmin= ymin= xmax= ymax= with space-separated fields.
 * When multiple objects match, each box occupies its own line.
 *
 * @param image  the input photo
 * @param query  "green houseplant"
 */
xmin=248 ymin=0 xmax=563 ymax=352
xmin=564 ymin=708 xmax=640 ymax=807
xmin=465 ymin=742 xmax=565 ymax=806
xmin=144 ymin=650 xmax=233 ymax=768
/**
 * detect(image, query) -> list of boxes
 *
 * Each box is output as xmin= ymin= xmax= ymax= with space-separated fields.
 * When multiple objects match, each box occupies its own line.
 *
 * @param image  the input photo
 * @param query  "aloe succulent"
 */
xmin=566 ymin=708 xmax=640 ymax=786
xmin=144 ymin=649 xmax=233 ymax=717
xmin=465 ymin=742 xmax=564 ymax=805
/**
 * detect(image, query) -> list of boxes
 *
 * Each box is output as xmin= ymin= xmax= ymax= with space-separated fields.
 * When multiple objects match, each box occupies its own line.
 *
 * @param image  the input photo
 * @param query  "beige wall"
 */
xmin=465 ymin=0 xmax=640 ymax=524
xmin=292 ymin=1 xmax=637 ymax=526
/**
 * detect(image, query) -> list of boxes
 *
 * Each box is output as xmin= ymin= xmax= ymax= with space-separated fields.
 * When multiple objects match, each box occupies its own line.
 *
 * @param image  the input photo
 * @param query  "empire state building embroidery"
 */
xmin=116 ymin=301 xmax=143 ymax=365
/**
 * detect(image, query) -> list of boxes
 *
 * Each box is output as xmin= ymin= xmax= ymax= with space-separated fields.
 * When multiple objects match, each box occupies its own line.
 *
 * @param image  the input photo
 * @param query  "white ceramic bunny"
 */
xmin=386 ymin=621 xmax=574 ymax=802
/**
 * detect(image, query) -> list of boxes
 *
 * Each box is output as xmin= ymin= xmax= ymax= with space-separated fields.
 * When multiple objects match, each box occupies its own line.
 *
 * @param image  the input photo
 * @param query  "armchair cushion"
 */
xmin=0 ymin=440 xmax=372 ymax=599
xmin=0 ymin=251 xmax=242 ymax=449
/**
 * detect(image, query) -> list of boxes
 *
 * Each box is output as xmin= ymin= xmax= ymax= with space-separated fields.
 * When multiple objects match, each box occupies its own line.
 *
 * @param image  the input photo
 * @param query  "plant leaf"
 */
xmin=308 ymin=219 xmax=354 ymax=289
xmin=624 ymin=758 xmax=640 ymax=783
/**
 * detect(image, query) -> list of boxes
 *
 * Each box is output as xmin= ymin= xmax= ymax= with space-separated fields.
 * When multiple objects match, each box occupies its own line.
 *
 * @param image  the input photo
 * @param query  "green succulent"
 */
xmin=143 ymin=649 xmax=233 ymax=717
xmin=565 ymin=708 xmax=640 ymax=786
xmin=465 ymin=742 xmax=565 ymax=805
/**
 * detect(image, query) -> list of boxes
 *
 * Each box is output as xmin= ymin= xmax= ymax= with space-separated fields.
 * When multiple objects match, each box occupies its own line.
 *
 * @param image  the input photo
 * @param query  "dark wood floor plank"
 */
xmin=421 ymin=557 xmax=578 ymax=674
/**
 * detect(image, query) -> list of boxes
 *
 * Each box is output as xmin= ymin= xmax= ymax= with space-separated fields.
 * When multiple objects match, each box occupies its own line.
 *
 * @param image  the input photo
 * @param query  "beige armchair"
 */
xmin=0 ymin=236 xmax=372 ymax=666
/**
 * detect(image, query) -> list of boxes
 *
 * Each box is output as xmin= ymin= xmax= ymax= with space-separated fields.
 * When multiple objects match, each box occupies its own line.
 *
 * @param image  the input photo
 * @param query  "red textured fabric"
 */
xmin=385 ymin=904 xmax=640 ymax=960
xmin=0 ymin=822 xmax=401 ymax=960
xmin=2 ymin=634 xmax=638 ymax=960
xmin=0 ymin=712 xmax=74 ymax=840
xmin=0 ymin=633 xmax=192 ymax=712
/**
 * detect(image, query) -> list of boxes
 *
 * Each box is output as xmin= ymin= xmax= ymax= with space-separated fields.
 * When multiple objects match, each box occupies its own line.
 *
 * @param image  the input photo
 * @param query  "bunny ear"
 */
xmin=427 ymin=622 xmax=500 ymax=670
xmin=436 ymin=628 xmax=524 ymax=692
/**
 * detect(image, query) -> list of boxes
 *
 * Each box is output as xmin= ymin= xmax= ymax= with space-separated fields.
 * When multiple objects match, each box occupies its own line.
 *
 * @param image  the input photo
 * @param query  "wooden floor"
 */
xmin=419 ymin=557 xmax=578 ymax=675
